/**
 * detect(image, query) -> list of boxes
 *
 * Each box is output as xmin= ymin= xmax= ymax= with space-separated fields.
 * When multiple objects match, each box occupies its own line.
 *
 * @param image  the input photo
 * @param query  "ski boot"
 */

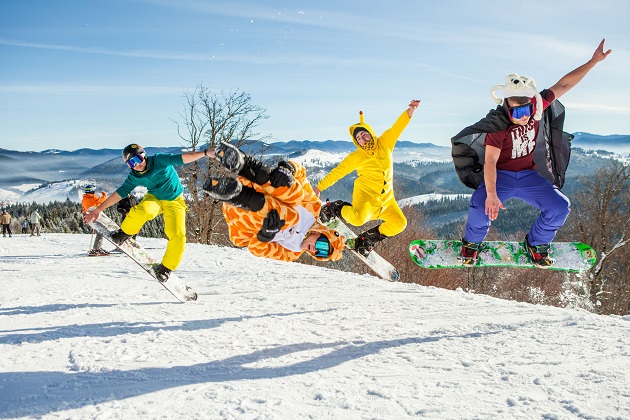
xmin=153 ymin=263 xmax=172 ymax=283
xmin=319 ymin=199 xmax=351 ymax=224
xmin=354 ymin=226 xmax=386 ymax=257
xmin=458 ymin=238 xmax=481 ymax=266
xmin=524 ymin=234 xmax=555 ymax=268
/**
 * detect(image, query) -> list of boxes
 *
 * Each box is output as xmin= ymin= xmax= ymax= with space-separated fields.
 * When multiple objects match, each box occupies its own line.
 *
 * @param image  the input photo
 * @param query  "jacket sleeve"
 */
xmin=379 ymin=110 xmax=411 ymax=151
xmin=116 ymin=175 xmax=137 ymax=200
xmin=316 ymin=151 xmax=363 ymax=191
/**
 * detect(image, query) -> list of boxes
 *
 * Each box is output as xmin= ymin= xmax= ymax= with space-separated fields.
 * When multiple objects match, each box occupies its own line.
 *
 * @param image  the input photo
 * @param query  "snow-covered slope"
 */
xmin=0 ymin=234 xmax=628 ymax=419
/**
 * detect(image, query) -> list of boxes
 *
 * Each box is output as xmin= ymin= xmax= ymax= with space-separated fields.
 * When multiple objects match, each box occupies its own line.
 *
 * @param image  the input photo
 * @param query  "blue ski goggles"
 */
xmin=508 ymin=102 xmax=533 ymax=120
xmin=314 ymin=234 xmax=331 ymax=258
xmin=126 ymin=155 xmax=145 ymax=169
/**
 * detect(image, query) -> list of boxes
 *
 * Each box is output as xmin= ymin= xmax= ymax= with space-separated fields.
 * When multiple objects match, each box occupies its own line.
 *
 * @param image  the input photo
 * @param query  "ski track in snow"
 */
xmin=0 ymin=234 xmax=629 ymax=419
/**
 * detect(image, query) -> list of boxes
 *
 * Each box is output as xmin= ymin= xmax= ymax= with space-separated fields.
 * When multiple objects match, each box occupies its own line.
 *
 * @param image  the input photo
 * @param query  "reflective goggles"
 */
xmin=508 ymin=102 xmax=533 ymax=120
xmin=126 ymin=155 xmax=145 ymax=169
xmin=314 ymin=234 xmax=331 ymax=258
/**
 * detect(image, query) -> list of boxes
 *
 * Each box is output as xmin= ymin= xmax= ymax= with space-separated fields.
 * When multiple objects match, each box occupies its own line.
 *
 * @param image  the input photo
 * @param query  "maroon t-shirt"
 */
xmin=484 ymin=90 xmax=556 ymax=171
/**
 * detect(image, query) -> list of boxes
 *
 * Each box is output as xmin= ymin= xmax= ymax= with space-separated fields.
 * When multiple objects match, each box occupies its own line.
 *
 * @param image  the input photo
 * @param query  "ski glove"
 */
xmin=269 ymin=161 xmax=295 ymax=188
xmin=257 ymin=209 xmax=285 ymax=242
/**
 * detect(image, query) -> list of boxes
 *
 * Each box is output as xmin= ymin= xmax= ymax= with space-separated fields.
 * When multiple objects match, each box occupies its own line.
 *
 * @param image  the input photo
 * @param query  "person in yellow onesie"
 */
xmin=314 ymin=99 xmax=420 ymax=256
xmin=203 ymin=142 xmax=345 ymax=262
xmin=83 ymin=143 xmax=209 ymax=282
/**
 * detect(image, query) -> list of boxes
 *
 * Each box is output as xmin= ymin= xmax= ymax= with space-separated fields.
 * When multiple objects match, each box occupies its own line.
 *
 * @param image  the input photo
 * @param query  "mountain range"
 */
xmin=0 ymin=133 xmax=628 ymax=205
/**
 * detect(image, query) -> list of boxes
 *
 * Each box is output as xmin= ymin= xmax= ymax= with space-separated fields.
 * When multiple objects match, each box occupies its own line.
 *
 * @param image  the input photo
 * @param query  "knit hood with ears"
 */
xmin=490 ymin=73 xmax=543 ymax=121
xmin=306 ymin=223 xmax=346 ymax=262
xmin=348 ymin=111 xmax=378 ymax=153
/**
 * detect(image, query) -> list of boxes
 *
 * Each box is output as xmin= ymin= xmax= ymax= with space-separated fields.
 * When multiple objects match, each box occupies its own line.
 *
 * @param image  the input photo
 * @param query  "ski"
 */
xmin=88 ymin=212 xmax=197 ymax=302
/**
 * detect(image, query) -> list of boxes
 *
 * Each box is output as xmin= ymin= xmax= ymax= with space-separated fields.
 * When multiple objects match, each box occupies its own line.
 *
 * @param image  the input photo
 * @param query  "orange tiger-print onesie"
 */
xmin=222 ymin=161 xmax=345 ymax=262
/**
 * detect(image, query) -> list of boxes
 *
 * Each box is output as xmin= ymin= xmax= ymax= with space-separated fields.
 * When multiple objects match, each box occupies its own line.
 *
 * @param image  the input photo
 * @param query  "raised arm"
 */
xmin=549 ymin=39 xmax=611 ymax=99
xmin=182 ymin=150 xmax=209 ymax=164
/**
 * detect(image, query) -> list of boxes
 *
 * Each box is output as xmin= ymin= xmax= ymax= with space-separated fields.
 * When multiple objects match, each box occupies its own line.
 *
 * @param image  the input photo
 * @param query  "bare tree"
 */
xmin=173 ymin=85 xmax=270 ymax=245
xmin=564 ymin=160 xmax=630 ymax=314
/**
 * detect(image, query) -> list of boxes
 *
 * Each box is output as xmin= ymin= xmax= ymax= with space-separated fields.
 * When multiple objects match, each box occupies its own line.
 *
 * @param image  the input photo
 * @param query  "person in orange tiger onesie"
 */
xmin=203 ymin=142 xmax=345 ymax=262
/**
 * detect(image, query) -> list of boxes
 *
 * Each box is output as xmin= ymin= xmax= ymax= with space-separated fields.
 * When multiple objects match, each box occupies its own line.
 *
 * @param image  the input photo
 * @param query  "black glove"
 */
xmin=269 ymin=161 xmax=295 ymax=188
xmin=257 ymin=209 xmax=285 ymax=242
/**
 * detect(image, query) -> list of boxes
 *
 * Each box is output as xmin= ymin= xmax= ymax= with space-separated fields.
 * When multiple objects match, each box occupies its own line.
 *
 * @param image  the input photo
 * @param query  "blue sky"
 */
xmin=1 ymin=0 xmax=628 ymax=152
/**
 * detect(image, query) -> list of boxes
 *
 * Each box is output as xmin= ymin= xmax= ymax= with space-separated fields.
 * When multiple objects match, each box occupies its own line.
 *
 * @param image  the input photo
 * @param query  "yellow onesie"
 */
xmin=316 ymin=110 xmax=411 ymax=237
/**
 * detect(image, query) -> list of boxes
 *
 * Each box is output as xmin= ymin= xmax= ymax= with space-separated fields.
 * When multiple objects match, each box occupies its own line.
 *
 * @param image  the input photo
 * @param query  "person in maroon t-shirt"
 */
xmin=458 ymin=39 xmax=611 ymax=267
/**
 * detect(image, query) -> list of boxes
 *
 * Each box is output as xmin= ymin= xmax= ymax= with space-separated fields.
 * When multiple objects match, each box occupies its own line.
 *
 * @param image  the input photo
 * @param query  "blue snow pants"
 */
xmin=464 ymin=170 xmax=570 ymax=245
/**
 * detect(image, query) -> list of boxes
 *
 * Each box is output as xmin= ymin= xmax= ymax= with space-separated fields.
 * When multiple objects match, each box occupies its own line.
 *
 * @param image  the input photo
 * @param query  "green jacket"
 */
xmin=116 ymin=154 xmax=185 ymax=201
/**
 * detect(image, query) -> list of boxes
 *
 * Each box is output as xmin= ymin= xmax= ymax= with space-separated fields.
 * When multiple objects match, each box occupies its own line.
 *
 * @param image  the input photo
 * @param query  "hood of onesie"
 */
xmin=306 ymin=224 xmax=346 ymax=262
xmin=348 ymin=111 xmax=378 ymax=153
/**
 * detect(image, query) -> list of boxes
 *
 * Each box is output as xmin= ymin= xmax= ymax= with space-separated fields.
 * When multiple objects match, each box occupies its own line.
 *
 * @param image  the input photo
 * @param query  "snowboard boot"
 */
xmin=319 ymin=199 xmax=351 ymax=224
xmin=153 ymin=263 xmax=172 ymax=283
xmin=215 ymin=141 xmax=245 ymax=173
xmin=458 ymin=238 xmax=481 ymax=266
xmin=215 ymin=141 xmax=271 ymax=185
xmin=525 ymin=234 xmax=555 ymax=268
xmin=203 ymin=176 xmax=242 ymax=200
xmin=354 ymin=226 xmax=387 ymax=257
xmin=269 ymin=161 xmax=295 ymax=188
xmin=203 ymin=177 xmax=265 ymax=212
xmin=110 ymin=229 xmax=132 ymax=245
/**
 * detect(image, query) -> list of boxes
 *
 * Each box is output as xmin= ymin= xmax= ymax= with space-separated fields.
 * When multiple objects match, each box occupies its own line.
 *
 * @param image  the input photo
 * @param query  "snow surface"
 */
xmin=1 ymin=234 xmax=629 ymax=419
xmin=398 ymin=193 xmax=471 ymax=208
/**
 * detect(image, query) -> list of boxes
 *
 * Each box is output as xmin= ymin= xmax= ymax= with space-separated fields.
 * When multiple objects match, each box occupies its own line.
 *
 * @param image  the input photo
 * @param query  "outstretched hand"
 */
xmin=84 ymin=209 xmax=100 ymax=224
xmin=407 ymin=99 xmax=421 ymax=117
xmin=591 ymin=39 xmax=612 ymax=64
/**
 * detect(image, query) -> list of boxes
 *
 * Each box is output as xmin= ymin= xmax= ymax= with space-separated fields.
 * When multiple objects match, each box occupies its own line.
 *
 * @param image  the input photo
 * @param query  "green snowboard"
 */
xmin=409 ymin=239 xmax=596 ymax=273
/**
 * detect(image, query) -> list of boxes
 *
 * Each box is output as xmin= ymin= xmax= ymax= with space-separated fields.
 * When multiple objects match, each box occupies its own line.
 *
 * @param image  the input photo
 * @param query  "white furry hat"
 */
xmin=490 ymin=73 xmax=543 ymax=121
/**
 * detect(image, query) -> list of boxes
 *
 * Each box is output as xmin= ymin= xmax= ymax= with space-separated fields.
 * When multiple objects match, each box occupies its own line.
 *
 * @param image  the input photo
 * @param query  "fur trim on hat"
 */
xmin=490 ymin=73 xmax=543 ymax=121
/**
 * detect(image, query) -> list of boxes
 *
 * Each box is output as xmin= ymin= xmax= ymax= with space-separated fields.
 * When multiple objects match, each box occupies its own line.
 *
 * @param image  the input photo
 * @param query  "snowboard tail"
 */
xmin=325 ymin=218 xmax=400 ymax=282
xmin=409 ymin=239 xmax=596 ymax=273
xmin=89 ymin=212 xmax=197 ymax=302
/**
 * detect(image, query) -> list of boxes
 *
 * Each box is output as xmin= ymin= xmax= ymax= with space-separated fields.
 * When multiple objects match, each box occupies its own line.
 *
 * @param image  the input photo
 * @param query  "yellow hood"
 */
xmin=348 ymin=111 xmax=378 ymax=153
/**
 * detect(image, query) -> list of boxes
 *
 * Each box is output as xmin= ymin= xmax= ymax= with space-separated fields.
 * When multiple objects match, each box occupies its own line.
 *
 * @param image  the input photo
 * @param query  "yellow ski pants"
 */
xmin=121 ymin=194 xmax=188 ymax=271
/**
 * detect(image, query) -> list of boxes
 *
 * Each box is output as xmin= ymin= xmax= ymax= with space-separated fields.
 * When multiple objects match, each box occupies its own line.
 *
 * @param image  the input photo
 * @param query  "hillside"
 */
xmin=0 ymin=234 xmax=628 ymax=419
